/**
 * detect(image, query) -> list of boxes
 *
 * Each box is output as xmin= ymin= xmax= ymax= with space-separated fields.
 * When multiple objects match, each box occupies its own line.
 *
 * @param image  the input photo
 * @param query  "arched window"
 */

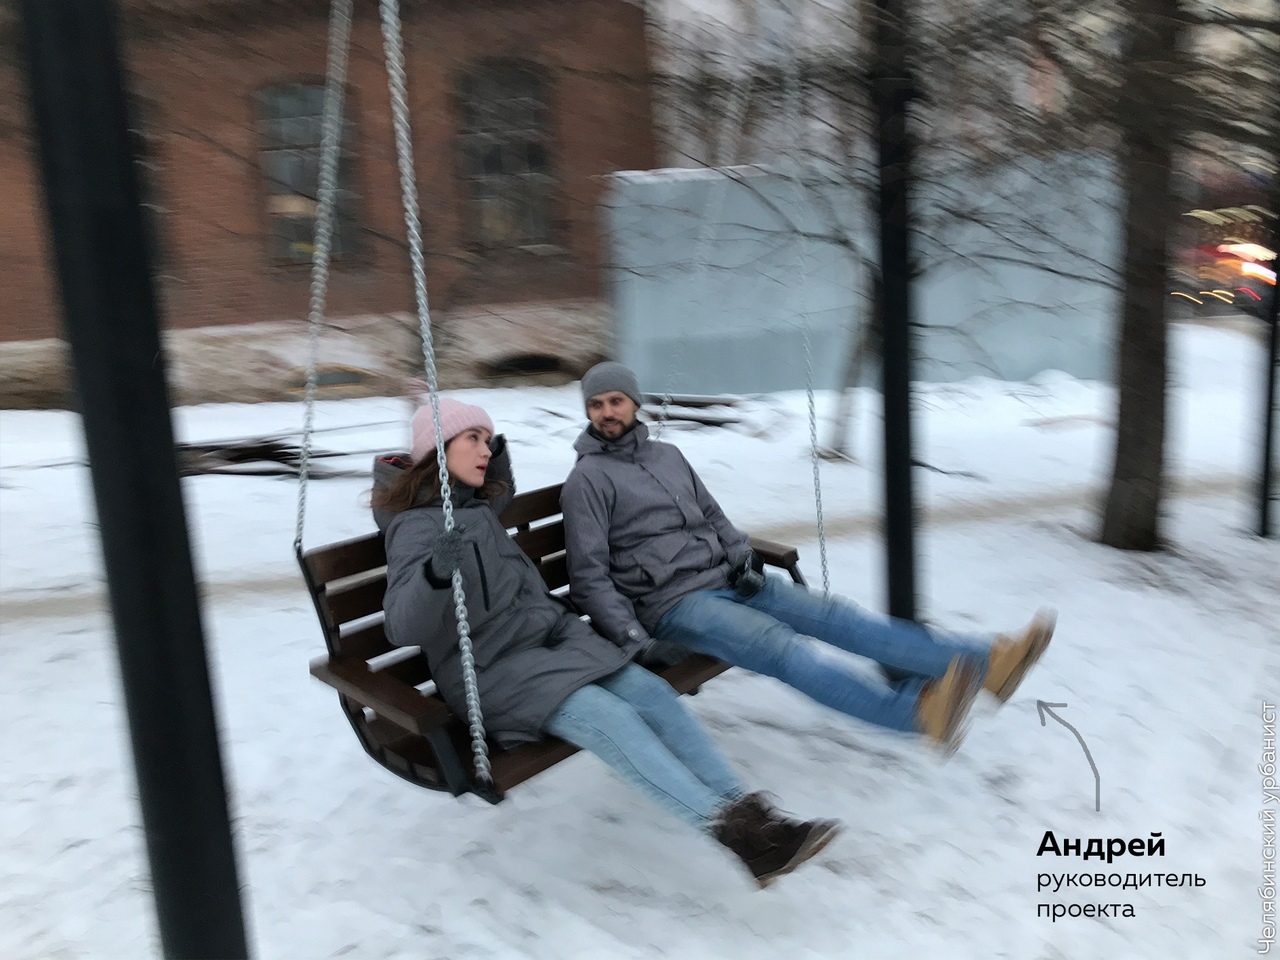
xmin=456 ymin=60 xmax=557 ymax=253
xmin=257 ymin=82 xmax=360 ymax=261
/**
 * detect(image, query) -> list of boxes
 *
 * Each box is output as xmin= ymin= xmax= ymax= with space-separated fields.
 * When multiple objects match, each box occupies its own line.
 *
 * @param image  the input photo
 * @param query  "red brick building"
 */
xmin=0 ymin=0 xmax=656 ymax=401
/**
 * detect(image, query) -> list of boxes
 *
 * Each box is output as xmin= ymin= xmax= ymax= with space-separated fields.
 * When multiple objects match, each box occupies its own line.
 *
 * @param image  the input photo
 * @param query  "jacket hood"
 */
xmin=371 ymin=454 xmax=409 ymax=532
xmin=572 ymin=421 xmax=650 ymax=461
xmin=370 ymin=453 xmax=478 ymax=532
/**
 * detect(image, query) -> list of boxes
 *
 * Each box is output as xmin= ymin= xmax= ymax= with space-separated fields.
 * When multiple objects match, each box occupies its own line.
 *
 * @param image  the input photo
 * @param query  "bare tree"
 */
xmin=1024 ymin=0 xmax=1278 ymax=548
xmin=1099 ymin=5 xmax=1192 ymax=549
xmin=651 ymin=0 xmax=1280 ymax=549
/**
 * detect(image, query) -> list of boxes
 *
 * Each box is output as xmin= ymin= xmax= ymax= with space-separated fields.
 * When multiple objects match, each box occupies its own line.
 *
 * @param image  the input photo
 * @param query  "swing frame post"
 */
xmin=17 ymin=2 xmax=249 ymax=956
xmin=1259 ymin=282 xmax=1278 ymax=538
xmin=872 ymin=0 xmax=920 ymax=621
xmin=1258 ymin=183 xmax=1280 ymax=538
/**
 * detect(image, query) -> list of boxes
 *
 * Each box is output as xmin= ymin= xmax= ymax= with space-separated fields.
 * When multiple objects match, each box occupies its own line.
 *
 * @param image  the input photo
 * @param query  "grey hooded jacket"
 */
xmin=561 ymin=422 xmax=753 ymax=646
xmin=372 ymin=442 xmax=631 ymax=745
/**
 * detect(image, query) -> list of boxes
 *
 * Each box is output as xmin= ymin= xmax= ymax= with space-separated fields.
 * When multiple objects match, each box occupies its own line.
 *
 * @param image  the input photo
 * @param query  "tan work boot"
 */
xmin=984 ymin=608 xmax=1057 ymax=703
xmin=915 ymin=656 xmax=983 ymax=754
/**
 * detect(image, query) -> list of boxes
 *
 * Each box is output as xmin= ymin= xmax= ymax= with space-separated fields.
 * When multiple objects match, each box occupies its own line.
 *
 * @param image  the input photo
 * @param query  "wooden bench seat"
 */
xmin=301 ymin=482 xmax=806 ymax=802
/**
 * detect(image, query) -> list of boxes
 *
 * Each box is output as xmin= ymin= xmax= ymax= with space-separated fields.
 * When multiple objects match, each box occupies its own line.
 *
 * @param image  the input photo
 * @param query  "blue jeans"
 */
xmin=543 ymin=663 xmax=745 ymax=829
xmin=655 ymin=576 xmax=992 ymax=734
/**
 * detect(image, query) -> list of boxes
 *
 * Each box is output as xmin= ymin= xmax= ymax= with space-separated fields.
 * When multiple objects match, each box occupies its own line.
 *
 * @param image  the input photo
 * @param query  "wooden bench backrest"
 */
xmin=298 ymin=483 xmax=573 ymax=683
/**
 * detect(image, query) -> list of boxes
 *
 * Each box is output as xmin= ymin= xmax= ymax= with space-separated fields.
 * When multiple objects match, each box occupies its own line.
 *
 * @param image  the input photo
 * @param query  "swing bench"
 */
xmin=301 ymin=481 xmax=808 ymax=803
xmin=295 ymin=0 xmax=829 ymax=806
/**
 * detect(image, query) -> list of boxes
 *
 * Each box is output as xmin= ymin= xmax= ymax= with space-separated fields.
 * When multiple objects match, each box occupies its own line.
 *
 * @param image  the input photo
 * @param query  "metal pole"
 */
xmin=17 ymin=2 xmax=251 ymax=956
xmin=872 ymin=0 xmax=918 ymax=620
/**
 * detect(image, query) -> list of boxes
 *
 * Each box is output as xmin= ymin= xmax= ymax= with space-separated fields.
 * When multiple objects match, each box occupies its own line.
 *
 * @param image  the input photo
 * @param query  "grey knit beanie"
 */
xmin=580 ymin=361 xmax=643 ymax=411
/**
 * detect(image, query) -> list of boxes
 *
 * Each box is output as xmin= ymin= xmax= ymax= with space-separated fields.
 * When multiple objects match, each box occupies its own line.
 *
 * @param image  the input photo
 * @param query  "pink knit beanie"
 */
xmin=410 ymin=398 xmax=495 ymax=463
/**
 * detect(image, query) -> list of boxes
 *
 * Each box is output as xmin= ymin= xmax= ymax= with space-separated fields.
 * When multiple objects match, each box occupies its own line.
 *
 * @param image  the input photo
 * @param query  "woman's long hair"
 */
xmin=371 ymin=445 xmax=508 ymax=515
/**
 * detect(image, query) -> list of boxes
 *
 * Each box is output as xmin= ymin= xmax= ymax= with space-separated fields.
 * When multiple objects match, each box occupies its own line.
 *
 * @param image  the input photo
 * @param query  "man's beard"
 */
xmin=591 ymin=418 xmax=638 ymax=440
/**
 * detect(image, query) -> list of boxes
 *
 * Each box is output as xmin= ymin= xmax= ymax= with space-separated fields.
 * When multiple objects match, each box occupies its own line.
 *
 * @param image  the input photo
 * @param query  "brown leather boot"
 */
xmin=984 ymin=608 xmax=1057 ymax=703
xmin=711 ymin=792 xmax=842 ymax=889
xmin=915 ymin=656 xmax=983 ymax=753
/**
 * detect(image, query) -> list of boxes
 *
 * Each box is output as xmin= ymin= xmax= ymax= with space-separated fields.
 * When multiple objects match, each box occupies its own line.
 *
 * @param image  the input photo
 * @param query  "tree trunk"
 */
xmin=1100 ymin=7 xmax=1188 ymax=551
xmin=823 ymin=267 xmax=881 ymax=460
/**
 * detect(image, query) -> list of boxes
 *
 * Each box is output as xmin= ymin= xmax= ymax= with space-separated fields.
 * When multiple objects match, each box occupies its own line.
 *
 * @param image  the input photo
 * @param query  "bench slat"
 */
xmin=658 ymin=653 xmax=732 ymax=693
xmin=310 ymin=656 xmax=452 ymax=733
xmin=324 ymin=577 xmax=387 ymax=628
xmin=378 ymin=651 xmax=433 ymax=688
xmin=303 ymin=534 xmax=386 ymax=586
xmin=333 ymin=620 xmax=395 ymax=660
xmin=535 ymin=554 xmax=569 ymax=591
xmin=489 ymin=739 xmax=580 ymax=792
xmin=499 ymin=485 xmax=563 ymax=529
xmin=510 ymin=522 xmax=564 ymax=560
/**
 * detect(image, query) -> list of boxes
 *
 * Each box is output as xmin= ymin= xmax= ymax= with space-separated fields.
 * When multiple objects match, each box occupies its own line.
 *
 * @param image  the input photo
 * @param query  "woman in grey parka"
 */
xmin=371 ymin=397 xmax=841 ymax=888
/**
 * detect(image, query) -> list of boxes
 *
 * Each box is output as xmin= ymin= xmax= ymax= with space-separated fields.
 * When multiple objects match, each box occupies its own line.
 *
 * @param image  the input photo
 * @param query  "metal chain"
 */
xmin=785 ymin=6 xmax=830 ymax=596
xmin=653 ymin=335 xmax=685 ymax=439
xmin=379 ymin=0 xmax=490 ymax=785
xmin=802 ymin=286 xmax=831 ymax=597
xmin=294 ymin=0 xmax=353 ymax=555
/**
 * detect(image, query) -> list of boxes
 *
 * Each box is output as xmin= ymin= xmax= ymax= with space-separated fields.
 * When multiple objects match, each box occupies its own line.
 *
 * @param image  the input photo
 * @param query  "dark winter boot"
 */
xmin=711 ymin=792 xmax=841 ymax=888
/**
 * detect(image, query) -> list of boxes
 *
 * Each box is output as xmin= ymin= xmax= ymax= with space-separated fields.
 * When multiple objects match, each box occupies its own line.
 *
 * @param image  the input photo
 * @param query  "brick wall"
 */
xmin=0 ymin=0 xmax=655 ymax=342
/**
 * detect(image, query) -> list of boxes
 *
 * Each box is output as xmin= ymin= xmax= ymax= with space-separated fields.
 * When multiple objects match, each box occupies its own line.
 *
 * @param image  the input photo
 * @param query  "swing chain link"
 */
xmin=803 ymin=309 xmax=831 ymax=597
xmin=295 ymin=0 xmax=353 ymax=556
xmin=786 ymin=9 xmax=830 ymax=597
xmin=379 ymin=0 xmax=491 ymax=784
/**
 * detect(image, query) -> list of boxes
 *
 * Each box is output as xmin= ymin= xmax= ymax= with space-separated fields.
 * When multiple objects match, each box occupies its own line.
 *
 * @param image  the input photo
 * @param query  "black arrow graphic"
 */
xmin=1038 ymin=700 xmax=1101 ymax=812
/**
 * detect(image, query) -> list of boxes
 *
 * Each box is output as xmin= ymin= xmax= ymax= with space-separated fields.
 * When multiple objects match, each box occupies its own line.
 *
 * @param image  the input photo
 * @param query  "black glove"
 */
xmin=487 ymin=433 xmax=507 ymax=457
xmin=728 ymin=551 xmax=766 ymax=598
xmin=636 ymin=638 xmax=689 ymax=667
xmin=425 ymin=528 xmax=465 ymax=584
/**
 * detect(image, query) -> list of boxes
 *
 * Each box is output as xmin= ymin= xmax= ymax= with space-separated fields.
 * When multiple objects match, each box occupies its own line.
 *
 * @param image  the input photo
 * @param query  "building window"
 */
xmin=456 ymin=60 xmax=557 ymax=253
xmin=257 ymin=82 xmax=359 ymax=261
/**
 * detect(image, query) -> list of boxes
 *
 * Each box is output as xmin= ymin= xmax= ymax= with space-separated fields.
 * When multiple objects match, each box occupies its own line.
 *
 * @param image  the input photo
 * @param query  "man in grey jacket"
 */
xmin=561 ymin=361 xmax=1056 ymax=752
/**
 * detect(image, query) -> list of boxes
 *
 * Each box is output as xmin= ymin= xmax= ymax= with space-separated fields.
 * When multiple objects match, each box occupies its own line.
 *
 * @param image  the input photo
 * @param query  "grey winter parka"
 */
xmin=373 ymin=442 xmax=631 ymax=745
xmin=561 ymin=423 xmax=753 ymax=646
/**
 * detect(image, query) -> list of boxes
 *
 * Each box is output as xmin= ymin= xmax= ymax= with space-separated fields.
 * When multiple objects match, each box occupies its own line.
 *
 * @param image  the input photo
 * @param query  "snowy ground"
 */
xmin=1 ymin=323 xmax=1276 ymax=958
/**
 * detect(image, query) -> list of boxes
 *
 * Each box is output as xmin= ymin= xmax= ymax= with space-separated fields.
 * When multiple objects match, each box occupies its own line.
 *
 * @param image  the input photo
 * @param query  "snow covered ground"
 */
xmin=1 ymin=323 xmax=1276 ymax=958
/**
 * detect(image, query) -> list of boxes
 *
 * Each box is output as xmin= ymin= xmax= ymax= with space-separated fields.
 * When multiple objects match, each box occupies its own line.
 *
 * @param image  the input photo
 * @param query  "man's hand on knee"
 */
xmin=729 ymin=551 xmax=766 ymax=598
